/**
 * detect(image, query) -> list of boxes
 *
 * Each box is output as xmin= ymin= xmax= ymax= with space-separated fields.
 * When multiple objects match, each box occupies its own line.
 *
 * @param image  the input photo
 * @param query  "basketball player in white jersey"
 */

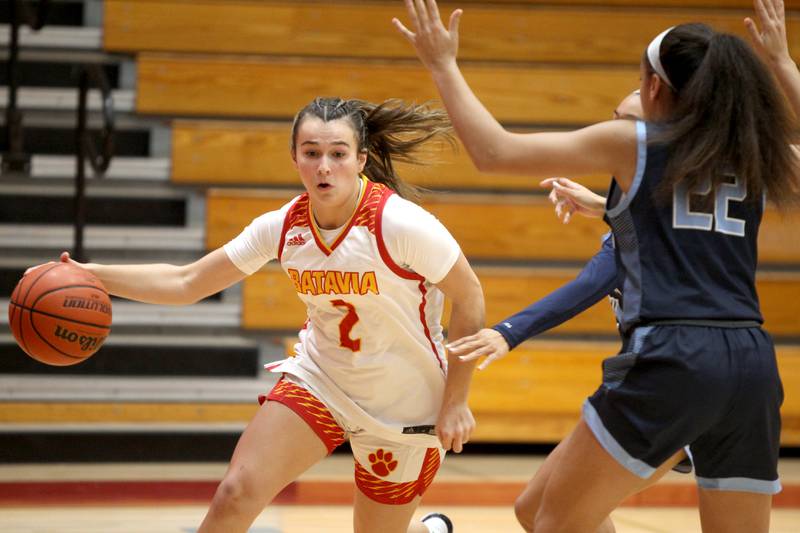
xmin=52 ymin=97 xmax=484 ymax=533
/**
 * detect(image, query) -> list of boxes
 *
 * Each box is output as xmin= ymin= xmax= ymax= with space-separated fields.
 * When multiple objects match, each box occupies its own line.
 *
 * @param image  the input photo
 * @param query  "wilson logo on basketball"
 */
xmin=54 ymin=325 xmax=106 ymax=352
xmin=286 ymin=234 xmax=307 ymax=246
xmin=63 ymin=296 xmax=111 ymax=315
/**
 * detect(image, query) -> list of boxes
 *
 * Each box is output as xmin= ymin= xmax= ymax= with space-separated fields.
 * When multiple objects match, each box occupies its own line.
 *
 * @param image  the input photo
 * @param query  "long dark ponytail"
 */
xmin=291 ymin=97 xmax=454 ymax=201
xmin=651 ymin=23 xmax=799 ymax=208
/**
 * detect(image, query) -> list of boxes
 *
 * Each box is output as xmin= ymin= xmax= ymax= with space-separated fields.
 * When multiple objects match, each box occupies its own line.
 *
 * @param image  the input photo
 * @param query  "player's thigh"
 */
xmin=698 ymin=489 xmax=771 ymax=533
xmin=220 ymin=400 xmax=330 ymax=501
xmin=534 ymin=419 xmax=684 ymax=533
xmin=353 ymin=490 xmax=424 ymax=533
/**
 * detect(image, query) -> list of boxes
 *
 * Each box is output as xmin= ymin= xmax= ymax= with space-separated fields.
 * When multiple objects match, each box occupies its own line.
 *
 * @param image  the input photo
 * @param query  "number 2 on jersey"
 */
xmin=331 ymin=299 xmax=361 ymax=352
xmin=673 ymin=176 xmax=747 ymax=237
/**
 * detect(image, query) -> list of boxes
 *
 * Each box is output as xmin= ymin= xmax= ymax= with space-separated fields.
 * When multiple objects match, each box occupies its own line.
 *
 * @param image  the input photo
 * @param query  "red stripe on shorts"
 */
xmin=354 ymin=446 xmax=441 ymax=505
xmin=260 ymin=378 xmax=345 ymax=455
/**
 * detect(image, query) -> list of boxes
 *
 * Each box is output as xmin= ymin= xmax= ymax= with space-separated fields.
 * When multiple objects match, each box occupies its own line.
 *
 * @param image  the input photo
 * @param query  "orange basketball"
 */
xmin=8 ymin=262 xmax=112 ymax=366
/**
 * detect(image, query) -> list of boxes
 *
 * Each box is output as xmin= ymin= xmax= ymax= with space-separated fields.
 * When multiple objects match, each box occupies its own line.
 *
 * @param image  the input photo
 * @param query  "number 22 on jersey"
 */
xmin=331 ymin=299 xmax=361 ymax=352
xmin=673 ymin=176 xmax=747 ymax=237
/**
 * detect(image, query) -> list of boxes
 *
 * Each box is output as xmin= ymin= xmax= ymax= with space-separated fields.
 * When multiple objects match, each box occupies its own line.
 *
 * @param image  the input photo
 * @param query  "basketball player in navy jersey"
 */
xmin=395 ymin=0 xmax=799 ymax=531
xmin=445 ymin=91 xmax=691 ymax=531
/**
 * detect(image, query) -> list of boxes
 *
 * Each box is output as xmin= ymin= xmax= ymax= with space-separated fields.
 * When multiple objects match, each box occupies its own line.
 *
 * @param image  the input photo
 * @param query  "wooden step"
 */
xmin=468 ymin=341 xmax=800 ymax=443
xmin=205 ymin=189 xmax=800 ymax=265
xmin=0 ymin=60 xmax=120 ymax=89
xmin=0 ymin=1 xmax=84 ymax=27
xmin=490 ymin=0 xmax=800 ymax=6
xmin=171 ymin=120 xmax=611 ymax=191
xmin=242 ymin=266 xmax=800 ymax=337
xmin=104 ymin=1 xmax=800 ymax=63
xmin=136 ymin=53 xmax=637 ymax=125
xmin=5 ymin=341 xmax=798 ymax=445
xmin=0 ymin=335 xmax=259 ymax=377
xmin=0 ymin=194 xmax=186 ymax=227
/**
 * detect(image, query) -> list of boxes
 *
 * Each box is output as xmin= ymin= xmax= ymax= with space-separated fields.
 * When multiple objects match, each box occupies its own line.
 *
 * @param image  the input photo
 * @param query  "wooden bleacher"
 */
xmin=238 ymin=265 xmax=800 ymax=338
xmin=94 ymin=0 xmax=800 ymax=445
xmin=468 ymin=341 xmax=800 ymax=444
xmin=171 ymin=120 xmax=612 ymax=191
xmin=105 ymin=1 xmax=800 ymax=62
xmin=137 ymin=53 xmax=637 ymax=125
xmin=206 ymin=189 xmax=800 ymax=266
xmin=7 ymin=339 xmax=798 ymax=444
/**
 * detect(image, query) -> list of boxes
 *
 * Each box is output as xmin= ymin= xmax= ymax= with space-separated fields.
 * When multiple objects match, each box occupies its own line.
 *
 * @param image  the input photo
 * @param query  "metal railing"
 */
xmin=73 ymin=64 xmax=114 ymax=262
xmin=1 ymin=0 xmax=116 ymax=262
xmin=2 ymin=0 xmax=50 ymax=173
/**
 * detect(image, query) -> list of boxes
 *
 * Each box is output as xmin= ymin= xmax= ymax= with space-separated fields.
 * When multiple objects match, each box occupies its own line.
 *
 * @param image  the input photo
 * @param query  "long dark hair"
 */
xmin=649 ymin=23 xmax=798 ymax=208
xmin=291 ymin=97 xmax=454 ymax=200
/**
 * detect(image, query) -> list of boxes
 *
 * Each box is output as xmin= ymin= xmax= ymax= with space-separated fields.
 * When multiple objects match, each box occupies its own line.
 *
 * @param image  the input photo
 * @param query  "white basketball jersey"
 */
xmin=226 ymin=177 xmax=459 ymax=443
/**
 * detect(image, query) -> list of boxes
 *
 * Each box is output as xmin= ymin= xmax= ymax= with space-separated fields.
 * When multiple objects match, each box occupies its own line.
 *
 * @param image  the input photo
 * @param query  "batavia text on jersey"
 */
xmin=287 ymin=269 xmax=380 ymax=296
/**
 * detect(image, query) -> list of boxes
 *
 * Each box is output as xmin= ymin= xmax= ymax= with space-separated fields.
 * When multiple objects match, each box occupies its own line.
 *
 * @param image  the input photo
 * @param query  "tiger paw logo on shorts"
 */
xmin=368 ymin=448 xmax=398 ymax=477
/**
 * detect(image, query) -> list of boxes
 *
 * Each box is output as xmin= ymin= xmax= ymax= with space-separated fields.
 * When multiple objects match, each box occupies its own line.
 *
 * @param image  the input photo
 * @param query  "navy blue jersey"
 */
xmin=605 ymin=121 xmax=763 ymax=332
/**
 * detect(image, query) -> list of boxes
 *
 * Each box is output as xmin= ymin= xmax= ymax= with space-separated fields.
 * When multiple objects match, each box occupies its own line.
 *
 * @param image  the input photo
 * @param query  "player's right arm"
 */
xmin=745 ymin=0 xmax=800 ymax=123
xmin=64 ymin=248 xmax=247 ymax=306
xmin=56 ymin=202 xmax=292 ymax=306
xmin=393 ymin=0 xmax=637 ymax=186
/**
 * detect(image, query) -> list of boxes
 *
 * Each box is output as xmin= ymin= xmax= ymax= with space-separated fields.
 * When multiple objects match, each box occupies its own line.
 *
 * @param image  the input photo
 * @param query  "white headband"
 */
xmin=647 ymin=27 xmax=675 ymax=90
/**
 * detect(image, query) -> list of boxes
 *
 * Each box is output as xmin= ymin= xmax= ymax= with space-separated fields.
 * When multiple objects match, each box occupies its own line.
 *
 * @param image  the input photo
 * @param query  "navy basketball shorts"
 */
xmin=584 ymin=324 xmax=783 ymax=494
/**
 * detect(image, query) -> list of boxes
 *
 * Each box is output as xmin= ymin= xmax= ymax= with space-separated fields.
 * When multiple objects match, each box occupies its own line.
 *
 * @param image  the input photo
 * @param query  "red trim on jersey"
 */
xmin=308 ymin=177 xmax=371 ymax=256
xmin=374 ymin=190 xmax=423 ymax=281
xmin=278 ymin=195 xmax=310 ymax=262
xmin=417 ymin=280 xmax=445 ymax=371
xmin=308 ymin=204 xmax=332 ymax=257
xmin=352 ymin=179 xmax=387 ymax=234
xmin=375 ymin=191 xmax=445 ymax=371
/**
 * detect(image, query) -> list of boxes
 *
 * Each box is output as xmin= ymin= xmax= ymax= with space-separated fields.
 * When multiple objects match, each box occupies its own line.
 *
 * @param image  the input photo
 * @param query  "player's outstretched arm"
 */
xmin=745 ymin=0 xmax=800 ymax=122
xmin=393 ymin=0 xmax=637 ymax=183
xmin=450 ymin=236 xmax=618 ymax=370
xmin=392 ymin=0 xmax=509 ymax=173
xmin=446 ymin=328 xmax=510 ymax=372
xmin=55 ymin=248 xmax=247 ymax=306
xmin=434 ymin=252 xmax=484 ymax=453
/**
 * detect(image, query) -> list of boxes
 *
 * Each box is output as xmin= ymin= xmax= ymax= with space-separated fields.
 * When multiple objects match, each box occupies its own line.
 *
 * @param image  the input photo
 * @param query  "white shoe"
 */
xmin=421 ymin=512 xmax=453 ymax=533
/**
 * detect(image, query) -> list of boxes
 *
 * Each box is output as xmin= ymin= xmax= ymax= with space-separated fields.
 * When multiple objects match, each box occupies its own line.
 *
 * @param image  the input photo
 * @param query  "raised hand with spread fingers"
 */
xmin=745 ymin=0 xmax=800 ymax=120
xmin=392 ymin=0 xmax=462 ymax=72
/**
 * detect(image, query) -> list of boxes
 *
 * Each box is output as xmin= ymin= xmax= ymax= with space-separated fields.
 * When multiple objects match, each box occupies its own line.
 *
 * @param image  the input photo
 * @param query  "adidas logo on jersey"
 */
xmin=286 ymin=234 xmax=307 ymax=247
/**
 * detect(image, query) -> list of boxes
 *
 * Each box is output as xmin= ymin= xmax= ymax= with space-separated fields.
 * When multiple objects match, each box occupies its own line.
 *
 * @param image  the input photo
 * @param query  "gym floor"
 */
xmin=1 ymin=455 xmax=798 ymax=532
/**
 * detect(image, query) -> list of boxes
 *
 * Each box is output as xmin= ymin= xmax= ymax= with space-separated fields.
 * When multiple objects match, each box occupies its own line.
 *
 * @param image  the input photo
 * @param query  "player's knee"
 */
xmin=211 ymin=470 xmax=262 ymax=513
xmin=514 ymin=494 xmax=536 ymax=532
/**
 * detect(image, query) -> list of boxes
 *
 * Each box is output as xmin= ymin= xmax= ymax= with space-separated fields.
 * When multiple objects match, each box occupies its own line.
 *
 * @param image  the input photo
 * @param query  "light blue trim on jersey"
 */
xmin=631 ymin=326 xmax=654 ymax=353
xmin=607 ymin=120 xmax=648 ymax=218
xmin=582 ymin=400 xmax=656 ymax=479
xmin=617 ymin=210 xmax=644 ymax=330
xmin=696 ymin=476 xmax=782 ymax=495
